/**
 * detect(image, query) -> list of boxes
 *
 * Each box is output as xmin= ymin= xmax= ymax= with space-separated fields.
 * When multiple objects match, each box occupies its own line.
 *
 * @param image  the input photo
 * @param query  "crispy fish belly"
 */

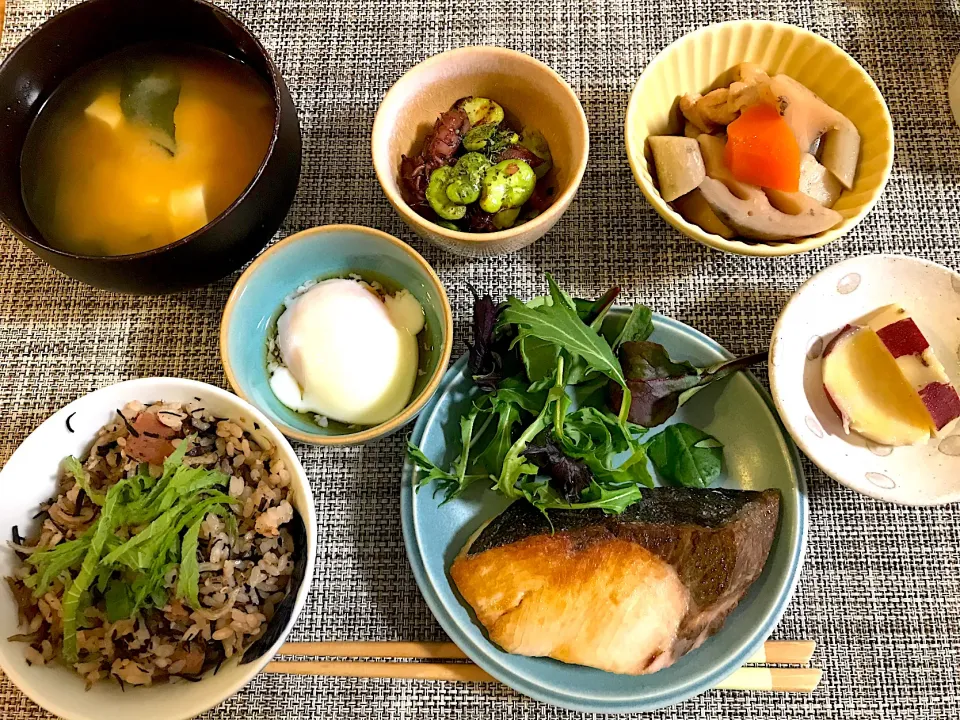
xmin=451 ymin=488 xmax=780 ymax=675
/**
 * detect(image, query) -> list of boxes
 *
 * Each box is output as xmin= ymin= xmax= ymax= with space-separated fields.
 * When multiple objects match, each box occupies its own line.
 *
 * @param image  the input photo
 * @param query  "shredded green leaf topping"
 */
xmin=26 ymin=438 xmax=236 ymax=664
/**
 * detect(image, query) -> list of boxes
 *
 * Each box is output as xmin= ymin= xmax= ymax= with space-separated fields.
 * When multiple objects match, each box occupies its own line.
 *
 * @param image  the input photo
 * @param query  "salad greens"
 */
xmin=408 ymin=274 xmax=766 ymax=515
xmin=499 ymin=275 xmax=632 ymax=420
xmin=25 ymin=440 xmax=236 ymax=663
xmin=647 ymin=423 xmax=724 ymax=489
xmin=610 ymin=341 xmax=768 ymax=428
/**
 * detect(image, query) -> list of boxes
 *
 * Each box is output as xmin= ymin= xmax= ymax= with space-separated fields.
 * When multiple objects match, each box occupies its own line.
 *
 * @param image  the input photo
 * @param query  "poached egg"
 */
xmin=270 ymin=278 xmax=425 ymax=425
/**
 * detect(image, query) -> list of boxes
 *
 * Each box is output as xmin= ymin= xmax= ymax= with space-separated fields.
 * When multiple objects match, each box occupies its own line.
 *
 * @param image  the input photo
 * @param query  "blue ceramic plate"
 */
xmin=400 ymin=312 xmax=808 ymax=713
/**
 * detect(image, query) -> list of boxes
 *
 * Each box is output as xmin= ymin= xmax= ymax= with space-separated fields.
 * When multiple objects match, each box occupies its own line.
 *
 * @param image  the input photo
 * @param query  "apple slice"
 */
xmin=863 ymin=305 xmax=960 ymax=432
xmin=822 ymin=325 xmax=935 ymax=446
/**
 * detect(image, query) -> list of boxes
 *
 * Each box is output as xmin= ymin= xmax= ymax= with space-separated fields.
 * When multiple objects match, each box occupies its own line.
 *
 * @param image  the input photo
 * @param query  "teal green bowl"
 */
xmin=220 ymin=225 xmax=453 ymax=445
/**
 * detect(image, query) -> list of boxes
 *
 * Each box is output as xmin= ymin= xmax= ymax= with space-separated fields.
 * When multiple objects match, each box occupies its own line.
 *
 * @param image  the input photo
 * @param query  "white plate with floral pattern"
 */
xmin=770 ymin=254 xmax=960 ymax=505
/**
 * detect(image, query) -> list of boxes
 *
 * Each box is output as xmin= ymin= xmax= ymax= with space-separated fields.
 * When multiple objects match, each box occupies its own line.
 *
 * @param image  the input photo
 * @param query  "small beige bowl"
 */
xmin=372 ymin=46 xmax=589 ymax=257
xmin=625 ymin=21 xmax=894 ymax=257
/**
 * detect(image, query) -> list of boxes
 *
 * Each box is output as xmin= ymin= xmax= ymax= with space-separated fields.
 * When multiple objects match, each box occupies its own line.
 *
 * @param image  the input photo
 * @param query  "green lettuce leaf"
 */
xmin=475 ymin=401 xmax=521 ymax=474
xmin=646 ymin=423 xmax=724 ymax=488
xmin=518 ymin=285 xmax=619 ymax=390
xmin=577 ymin=480 xmax=644 ymax=513
xmin=499 ymin=274 xmax=631 ymax=420
xmin=610 ymin=304 xmax=654 ymax=349
xmin=558 ymin=406 xmax=653 ymax=488
xmin=514 ymin=476 xmax=642 ymax=514
xmin=407 ymin=444 xmax=489 ymax=500
xmin=495 ymin=359 xmax=568 ymax=499
xmin=519 ymin=336 xmax=560 ymax=389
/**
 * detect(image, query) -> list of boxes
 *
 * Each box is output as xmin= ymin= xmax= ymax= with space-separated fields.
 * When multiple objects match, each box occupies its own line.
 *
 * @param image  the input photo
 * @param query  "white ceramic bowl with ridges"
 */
xmin=625 ymin=20 xmax=894 ymax=257
xmin=770 ymin=256 xmax=960 ymax=504
xmin=0 ymin=378 xmax=317 ymax=720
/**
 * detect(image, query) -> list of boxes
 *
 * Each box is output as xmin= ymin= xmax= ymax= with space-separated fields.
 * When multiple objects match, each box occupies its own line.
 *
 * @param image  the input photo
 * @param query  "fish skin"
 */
xmin=452 ymin=487 xmax=781 ymax=675
xmin=468 ymin=487 xmax=778 ymax=555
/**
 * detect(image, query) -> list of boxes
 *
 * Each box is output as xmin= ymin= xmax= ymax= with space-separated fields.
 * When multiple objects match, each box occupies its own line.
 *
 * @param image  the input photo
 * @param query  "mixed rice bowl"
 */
xmin=5 ymin=398 xmax=302 ymax=689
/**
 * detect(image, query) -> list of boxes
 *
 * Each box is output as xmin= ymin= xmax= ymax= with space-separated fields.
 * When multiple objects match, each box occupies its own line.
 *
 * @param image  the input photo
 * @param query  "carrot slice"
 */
xmin=724 ymin=104 xmax=801 ymax=192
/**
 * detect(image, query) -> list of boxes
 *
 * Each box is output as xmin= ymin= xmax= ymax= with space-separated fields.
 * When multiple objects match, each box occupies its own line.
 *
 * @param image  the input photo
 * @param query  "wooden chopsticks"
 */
xmin=268 ymin=660 xmax=495 ymax=682
xmin=742 ymin=640 xmax=816 ymax=665
xmin=275 ymin=641 xmax=469 ymax=660
xmin=265 ymin=640 xmax=822 ymax=693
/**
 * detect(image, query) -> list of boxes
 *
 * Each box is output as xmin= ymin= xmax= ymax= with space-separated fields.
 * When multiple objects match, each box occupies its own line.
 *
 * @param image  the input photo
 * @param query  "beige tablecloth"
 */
xmin=2 ymin=0 xmax=960 ymax=718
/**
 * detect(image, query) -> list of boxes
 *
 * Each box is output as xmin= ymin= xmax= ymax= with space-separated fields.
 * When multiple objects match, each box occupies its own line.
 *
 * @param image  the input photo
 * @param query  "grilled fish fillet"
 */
xmin=451 ymin=487 xmax=780 ymax=675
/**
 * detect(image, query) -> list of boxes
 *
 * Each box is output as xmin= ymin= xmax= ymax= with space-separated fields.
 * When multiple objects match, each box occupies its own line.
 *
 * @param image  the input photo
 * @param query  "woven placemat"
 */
xmin=2 ymin=0 xmax=960 ymax=718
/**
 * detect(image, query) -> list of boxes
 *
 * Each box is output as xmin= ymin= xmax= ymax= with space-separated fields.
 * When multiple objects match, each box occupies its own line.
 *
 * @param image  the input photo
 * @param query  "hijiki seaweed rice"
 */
xmin=5 ymin=400 xmax=297 ymax=687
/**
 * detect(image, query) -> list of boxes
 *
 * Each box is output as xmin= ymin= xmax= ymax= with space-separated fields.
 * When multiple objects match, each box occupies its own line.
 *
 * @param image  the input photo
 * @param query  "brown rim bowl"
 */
xmin=372 ymin=46 xmax=589 ymax=257
xmin=0 ymin=0 xmax=302 ymax=294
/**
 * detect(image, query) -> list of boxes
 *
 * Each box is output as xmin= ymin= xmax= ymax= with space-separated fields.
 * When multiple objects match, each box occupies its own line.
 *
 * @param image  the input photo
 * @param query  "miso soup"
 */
xmin=21 ymin=43 xmax=275 ymax=257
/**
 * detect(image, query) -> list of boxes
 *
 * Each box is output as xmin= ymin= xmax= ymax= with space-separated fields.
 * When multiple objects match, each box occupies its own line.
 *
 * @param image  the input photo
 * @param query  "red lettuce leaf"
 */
xmin=467 ymin=284 xmax=504 ymax=392
xmin=609 ymin=341 xmax=766 ymax=427
xmin=522 ymin=438 xmax=593 ymax=502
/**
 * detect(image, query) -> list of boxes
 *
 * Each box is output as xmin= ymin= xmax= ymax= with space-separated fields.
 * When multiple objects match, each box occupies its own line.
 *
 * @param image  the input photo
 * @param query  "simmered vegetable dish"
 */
xmin=649 ymin=63 xmax=861 ymax=243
